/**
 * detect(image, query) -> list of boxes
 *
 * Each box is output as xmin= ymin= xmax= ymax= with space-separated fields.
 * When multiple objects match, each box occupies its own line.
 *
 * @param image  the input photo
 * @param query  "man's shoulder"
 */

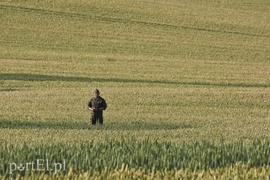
xmin=98 ymin=96 xmax=106 ymax=101
xmin=89 ymin=97 xmax=96 ymax=101
xmin=90 ymin=97 xmax=105 ymax=101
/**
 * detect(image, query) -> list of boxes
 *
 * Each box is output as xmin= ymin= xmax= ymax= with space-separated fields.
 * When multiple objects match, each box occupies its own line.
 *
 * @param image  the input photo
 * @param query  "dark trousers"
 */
xmin=91 ymin=114 xmax=103 ymax=125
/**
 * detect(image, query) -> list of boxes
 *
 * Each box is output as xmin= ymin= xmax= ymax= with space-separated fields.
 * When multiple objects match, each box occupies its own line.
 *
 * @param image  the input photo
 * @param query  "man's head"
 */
xmin=94 ymin=89 xmax=100 ymax=98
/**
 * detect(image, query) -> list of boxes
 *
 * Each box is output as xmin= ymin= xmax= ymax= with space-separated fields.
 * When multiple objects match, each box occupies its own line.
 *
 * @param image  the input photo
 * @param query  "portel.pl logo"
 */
xmin=9 ymin=159 xmax=66 ymax=175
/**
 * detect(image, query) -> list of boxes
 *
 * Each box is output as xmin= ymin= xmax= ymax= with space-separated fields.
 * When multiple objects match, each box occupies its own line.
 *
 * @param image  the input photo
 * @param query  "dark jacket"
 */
xmin=88 ymin=96 xmax=107 ymax=116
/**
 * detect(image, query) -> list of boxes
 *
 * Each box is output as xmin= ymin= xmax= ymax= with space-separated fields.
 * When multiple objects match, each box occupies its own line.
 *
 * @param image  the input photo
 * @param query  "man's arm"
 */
xmin=98 ymin=107 xmax=105 ymax=111
xmin=88 ymin=100 xmax=94 ymax=111
xmin=88 ymin=101 xmax=101 ymax=111
xmin=102 ymin=99 xmax=107 ymax=110
xmin=88 ymin=107 xmax=95 ymax=111
xmin=92 ymin=99 xmax=107 ymax=111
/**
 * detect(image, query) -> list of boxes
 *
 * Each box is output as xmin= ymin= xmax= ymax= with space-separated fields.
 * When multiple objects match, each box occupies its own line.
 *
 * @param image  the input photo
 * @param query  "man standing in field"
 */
xmin=88 ymin=89 xmax=107 ymax=125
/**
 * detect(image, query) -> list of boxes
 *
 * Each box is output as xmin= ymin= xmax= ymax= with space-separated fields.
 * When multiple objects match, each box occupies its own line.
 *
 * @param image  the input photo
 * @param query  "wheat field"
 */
xmin=0 ymin=0 xmax=270 ymax=178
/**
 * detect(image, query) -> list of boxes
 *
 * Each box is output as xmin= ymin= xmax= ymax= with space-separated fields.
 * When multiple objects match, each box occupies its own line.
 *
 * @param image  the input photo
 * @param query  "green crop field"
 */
xmin=0 ymin=0 xmax=269 ymax=179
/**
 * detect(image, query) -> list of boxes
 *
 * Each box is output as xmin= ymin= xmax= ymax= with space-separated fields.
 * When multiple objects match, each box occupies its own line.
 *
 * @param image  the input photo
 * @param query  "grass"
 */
xmin=0 ymin=72 xmax=268 ymax=88
xmin=1 ymin=139 xmax=270 ymax=178
xmin=0 ymin=0 xmax=270 ymax=178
